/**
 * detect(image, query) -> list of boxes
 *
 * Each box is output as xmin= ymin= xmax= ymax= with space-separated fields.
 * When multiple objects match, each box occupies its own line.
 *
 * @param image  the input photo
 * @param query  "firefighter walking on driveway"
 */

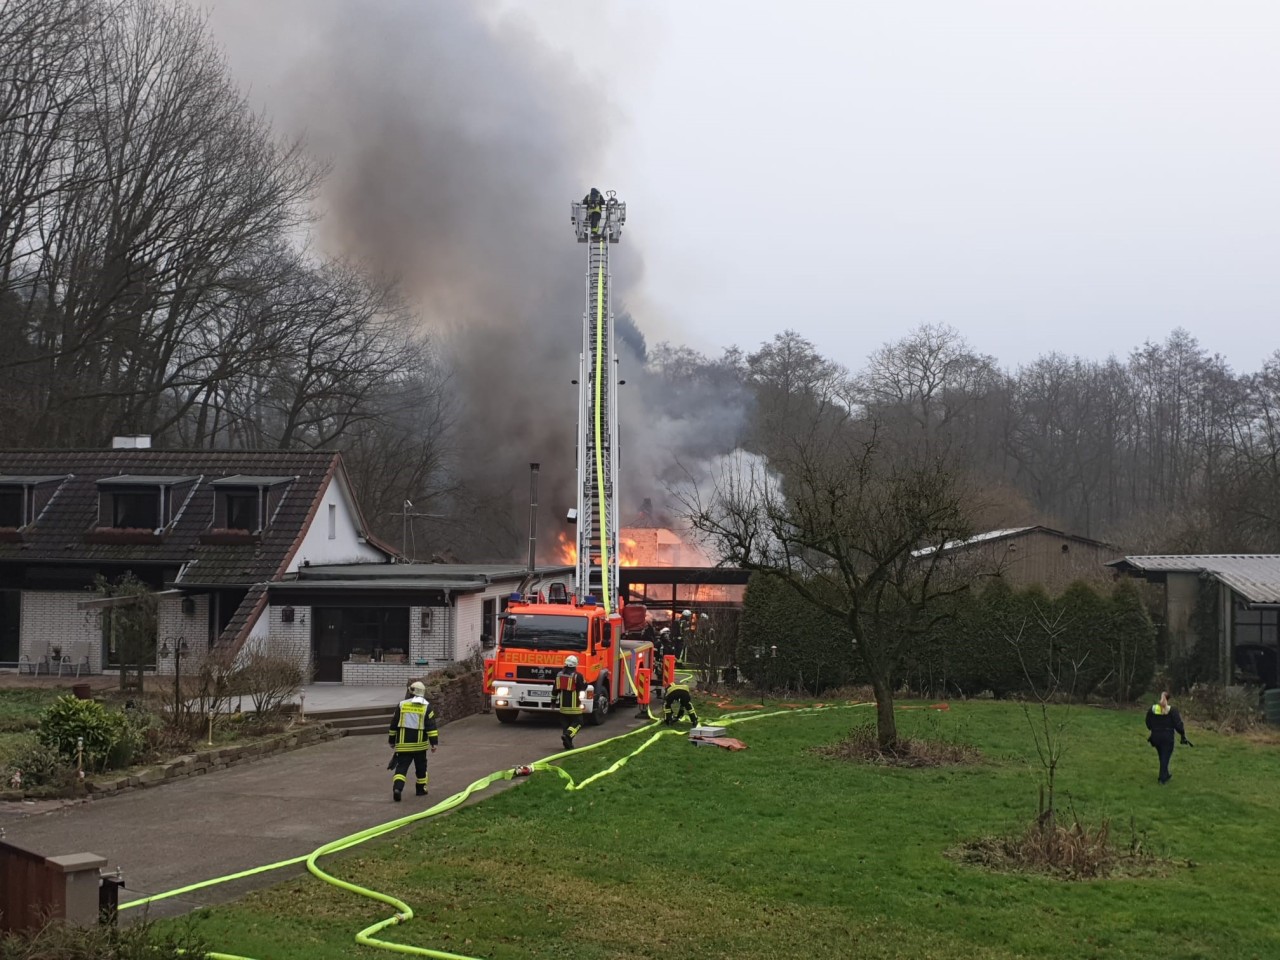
xmin=663 ymin=679 xmax=699 ymax=728
xmin=554 ymin=655 xmax=588 ymax=751
xmin=1145 ymin=690 xmax=1192 ymax=785
xmin=388 ymin=680 xmax=438 ymax=802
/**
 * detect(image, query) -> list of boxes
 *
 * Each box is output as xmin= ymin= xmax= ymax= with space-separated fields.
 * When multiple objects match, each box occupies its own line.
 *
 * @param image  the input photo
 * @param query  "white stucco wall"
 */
xmin=286 ymin=473 xmax=386 ymax=573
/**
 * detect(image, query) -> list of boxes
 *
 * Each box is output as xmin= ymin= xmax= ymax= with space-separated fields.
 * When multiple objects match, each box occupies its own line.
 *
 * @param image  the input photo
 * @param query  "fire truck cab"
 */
xmin=486 ymin=589 xmax=652 ymax=725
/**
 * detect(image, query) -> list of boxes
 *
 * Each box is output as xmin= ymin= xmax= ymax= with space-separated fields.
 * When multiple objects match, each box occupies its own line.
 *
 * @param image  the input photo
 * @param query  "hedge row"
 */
xmin=737 ymin=572 xmax=1157 ymax=702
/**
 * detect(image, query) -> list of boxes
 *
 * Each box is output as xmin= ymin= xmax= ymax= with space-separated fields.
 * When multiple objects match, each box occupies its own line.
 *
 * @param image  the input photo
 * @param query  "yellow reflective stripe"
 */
xmin=594 ymin=238 xmax=612 ymax=615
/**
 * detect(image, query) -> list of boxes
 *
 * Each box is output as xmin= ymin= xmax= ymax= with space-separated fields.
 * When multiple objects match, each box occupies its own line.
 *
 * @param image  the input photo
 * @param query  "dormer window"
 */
xmin=225 ymin=492 xmax=260 ymax=532
xmin=0 ymin=489 xmax=22 ymax=528
xmin=96 ymin=475 xmax=198 ymax=531
xmin=113 ymin=490 xmax=159 ymax=528
xmin=0 ymin=475 xmax=71 ymax=529
xmin=211 ymin=476 xmax=293 ymax=534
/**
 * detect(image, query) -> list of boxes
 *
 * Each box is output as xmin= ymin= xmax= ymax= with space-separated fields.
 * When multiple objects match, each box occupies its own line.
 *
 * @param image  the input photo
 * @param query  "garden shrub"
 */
xmin=234 ymin=651 xmax=304 ymax=715
xmin=0 ymin=917 xmax=206 ymax=960
xmin=4 ymin=736 xmax=75 ymax=790
xmin=36 ymin=696 xmax=137 ymax=772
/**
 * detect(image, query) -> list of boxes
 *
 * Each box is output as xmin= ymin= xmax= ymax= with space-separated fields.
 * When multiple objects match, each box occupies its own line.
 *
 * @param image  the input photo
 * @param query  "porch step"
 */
xmin=305 ymin=705 xmax=397 ymax=737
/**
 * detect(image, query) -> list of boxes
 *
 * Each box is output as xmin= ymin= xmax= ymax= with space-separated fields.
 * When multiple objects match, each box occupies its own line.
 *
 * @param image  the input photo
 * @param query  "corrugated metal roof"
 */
xmin=1108 ymin=555 xmax=1280 ymax=604
xmin=913 ymin=527 xmax=1034 ymax=558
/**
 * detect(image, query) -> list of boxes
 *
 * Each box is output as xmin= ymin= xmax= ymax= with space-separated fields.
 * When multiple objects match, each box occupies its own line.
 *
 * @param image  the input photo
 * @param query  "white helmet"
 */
xmin=683 ymin=609 xmax=692 ymax=617
xmin=660 ymin=627 xmax=670 ymax=635
xmin=564 ymin=655 xmax=578 ymax=668
xmin=409 ymin=681 xmax=426 ymax=696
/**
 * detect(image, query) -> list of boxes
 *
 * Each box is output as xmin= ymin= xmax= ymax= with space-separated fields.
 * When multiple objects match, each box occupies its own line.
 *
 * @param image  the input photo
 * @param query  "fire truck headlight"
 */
xmin=495 ymin=685 xmax=511 ymax=697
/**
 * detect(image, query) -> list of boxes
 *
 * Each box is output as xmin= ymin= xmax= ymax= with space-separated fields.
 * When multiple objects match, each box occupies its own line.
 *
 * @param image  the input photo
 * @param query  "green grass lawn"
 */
xmin=168 ymin=702 xmax=1280 ymax=960
xmin=0 ymin=689 xmax=63 ymax=765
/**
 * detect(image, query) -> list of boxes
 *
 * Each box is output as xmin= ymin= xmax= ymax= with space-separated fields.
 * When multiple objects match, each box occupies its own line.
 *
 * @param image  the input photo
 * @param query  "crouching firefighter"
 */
xmin=663 ymin=679 xmax=699 ymax=728
xmin=388 ymin=680 xmax=438 ymax=802
xmin=554 ymin=655 xmax=588 ymax=751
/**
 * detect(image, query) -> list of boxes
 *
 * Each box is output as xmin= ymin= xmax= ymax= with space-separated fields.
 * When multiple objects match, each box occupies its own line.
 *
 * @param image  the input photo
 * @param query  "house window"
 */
xmin=328 ymin=504 xmax=336 ymax=540
xmin=224 ymin=492 xmax=259 ymax=532
xmin=113 ymin=490 xmax=160 ymax=529
xmin=0 ymin=489 xmax=23 ymax=528
xmin=1234 ymin=606 xmax=1279 ymax=648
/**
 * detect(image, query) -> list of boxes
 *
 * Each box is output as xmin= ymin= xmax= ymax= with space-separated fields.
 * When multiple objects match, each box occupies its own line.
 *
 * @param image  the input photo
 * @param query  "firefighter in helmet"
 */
xmin=388 ymin=680 xmax=438 ymax=802
xmin=663 ymin=678 xmax=699 ymax=728
xmin=554 ymin=654 xmax=588 ymax=751
xmin=583 ymin=188 xmax=605 ymax=240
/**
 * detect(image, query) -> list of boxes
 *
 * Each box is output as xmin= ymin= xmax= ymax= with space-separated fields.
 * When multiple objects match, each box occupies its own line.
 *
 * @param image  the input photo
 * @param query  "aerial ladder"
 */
xmin=485 ymin=189 xmax=656 ymax=726
xmin=570 ymin=188 xmax=626 ymax=611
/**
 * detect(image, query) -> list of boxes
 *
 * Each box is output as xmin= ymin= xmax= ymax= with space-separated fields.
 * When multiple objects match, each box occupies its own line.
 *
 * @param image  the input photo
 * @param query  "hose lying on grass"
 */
xmin=121 ymin=700 xmax=872 ymax=960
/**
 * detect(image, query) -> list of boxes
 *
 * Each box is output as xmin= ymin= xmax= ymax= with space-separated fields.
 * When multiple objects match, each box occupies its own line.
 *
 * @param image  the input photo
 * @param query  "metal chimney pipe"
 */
xmin=527 ymin=462 xmax=540 ymax=573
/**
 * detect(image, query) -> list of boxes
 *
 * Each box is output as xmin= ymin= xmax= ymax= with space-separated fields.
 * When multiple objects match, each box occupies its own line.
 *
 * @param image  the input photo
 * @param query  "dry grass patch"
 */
xmin=813 ymin=719 xmax=981 ymax=767
xmin=949 ymin=815 xmax=1174 ymax=881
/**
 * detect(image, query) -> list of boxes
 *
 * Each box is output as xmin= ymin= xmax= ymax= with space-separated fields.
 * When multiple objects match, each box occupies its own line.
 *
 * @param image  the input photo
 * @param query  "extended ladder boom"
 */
xmin=570 ymin=188 xmax=626 ymax=613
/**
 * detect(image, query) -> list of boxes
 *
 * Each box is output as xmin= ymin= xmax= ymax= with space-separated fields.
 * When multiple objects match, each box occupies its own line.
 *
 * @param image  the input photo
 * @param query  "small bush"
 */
xmin=0 ymin=917 xmax=207 ymax=959
xmin=1181 ymin=683 xmax=1261 ymax=733
xmin=234 ymin=651 xmax=304 ymax=715
xmin=4 ymin=736 xmax=76 ymax=791
xmin=36 ymin=697 xmax=137 ymax=772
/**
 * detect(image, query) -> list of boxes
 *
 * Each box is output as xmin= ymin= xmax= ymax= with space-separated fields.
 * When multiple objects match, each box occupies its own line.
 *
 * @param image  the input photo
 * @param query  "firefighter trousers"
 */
xmin=392 ymin=750 xmax=429 ymax=795
xmin=560 ymin=712 xmax=583 ymax=750
xmin=664 ymin=689 xmax=698 ymax=727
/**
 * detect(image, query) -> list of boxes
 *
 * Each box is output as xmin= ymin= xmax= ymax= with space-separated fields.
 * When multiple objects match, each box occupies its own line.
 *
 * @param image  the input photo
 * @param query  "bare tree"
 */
xmin=682 ymin=402 xmax=975 ymax=750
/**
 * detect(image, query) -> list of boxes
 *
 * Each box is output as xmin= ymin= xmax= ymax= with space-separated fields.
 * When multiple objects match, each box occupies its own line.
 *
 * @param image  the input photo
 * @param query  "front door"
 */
xmin=313 ymin=608 xmax=344 ymax=682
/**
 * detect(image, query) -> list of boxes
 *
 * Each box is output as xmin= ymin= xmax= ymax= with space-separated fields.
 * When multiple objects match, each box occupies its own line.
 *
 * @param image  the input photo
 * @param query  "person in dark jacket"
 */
xmin=1145 ymin=690 xmax=1191 ymax=784
xmin=388 ymin=680 xmax=439 ymax=801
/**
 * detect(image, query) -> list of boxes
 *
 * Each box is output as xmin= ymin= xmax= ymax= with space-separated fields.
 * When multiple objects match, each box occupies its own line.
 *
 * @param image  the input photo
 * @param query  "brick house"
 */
xmin=0 ymin=441 xmax=572 ymax=683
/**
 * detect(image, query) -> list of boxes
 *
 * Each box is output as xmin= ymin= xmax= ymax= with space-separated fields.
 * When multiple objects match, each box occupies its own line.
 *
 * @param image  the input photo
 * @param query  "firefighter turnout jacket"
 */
xmin=389 ymin=695 xmax=439 ymax=752
xmin=553 ymin=667 xmax=587 ymax=714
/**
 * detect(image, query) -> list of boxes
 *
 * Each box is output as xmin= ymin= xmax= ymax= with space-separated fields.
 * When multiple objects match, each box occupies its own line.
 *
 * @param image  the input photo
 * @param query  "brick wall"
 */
xmin=155 ymin=595 xmax=210 ymax=675
xmin=262 ymin=604 xmax=313 ymax=680
xmin=341 ymin=662 xmax=419 ymax=686
xmin=410 ymin=604 xmax=450 ymax=665
xmin=19 ymin=591 xmax=104 ymax=673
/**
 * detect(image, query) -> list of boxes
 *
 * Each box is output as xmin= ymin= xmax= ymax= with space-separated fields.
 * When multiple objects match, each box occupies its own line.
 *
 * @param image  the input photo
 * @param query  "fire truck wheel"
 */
xmin=495 ymin=708 xmax=520 ymax=724
xmin=586 ymin=682 xmax=610 ymax=726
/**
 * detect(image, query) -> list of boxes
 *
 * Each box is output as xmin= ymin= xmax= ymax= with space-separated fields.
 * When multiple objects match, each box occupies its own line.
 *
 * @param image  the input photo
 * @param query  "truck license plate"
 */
xmin=527 ymin=689 xmax=550 ymax=699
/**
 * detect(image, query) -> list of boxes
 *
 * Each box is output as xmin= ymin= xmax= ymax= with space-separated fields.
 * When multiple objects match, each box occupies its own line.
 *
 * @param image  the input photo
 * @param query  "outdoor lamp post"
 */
xmin=158 ymin=638 xmax=189 ymax=707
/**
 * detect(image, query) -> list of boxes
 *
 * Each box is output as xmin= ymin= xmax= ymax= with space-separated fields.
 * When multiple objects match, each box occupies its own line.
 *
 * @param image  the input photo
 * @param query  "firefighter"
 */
xmin=663 ymin=679 xmax=699 ymax=728
xmin=675 ymin=608 xmax=695 ymax=661
xmin=584 ymin=187 xmax=604 ymax=239
xmin=554 ymin=654 xmax=588 ymax=751
xmin=388 ymin=680 xmax=438 ymax=802
xmin=654 ymin=627 xmax=673 ymax=693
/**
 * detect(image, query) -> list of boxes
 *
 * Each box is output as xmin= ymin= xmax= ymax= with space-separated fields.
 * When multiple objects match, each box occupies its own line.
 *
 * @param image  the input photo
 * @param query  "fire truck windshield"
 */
xmin=501 ymin=614 xmax=589 ymax=651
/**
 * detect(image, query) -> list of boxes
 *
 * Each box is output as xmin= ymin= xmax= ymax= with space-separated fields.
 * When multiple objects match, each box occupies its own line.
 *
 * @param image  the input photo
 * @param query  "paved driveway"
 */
xmin=2 ymin=710 xmax=653 ymax=917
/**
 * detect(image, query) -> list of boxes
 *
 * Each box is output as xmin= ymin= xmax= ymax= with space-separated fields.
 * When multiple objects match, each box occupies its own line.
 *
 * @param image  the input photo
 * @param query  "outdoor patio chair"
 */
xmin=17 ymin=642 xmax=52 ymax=676
xmin=59 ymin=641 xmax=91 ymax=677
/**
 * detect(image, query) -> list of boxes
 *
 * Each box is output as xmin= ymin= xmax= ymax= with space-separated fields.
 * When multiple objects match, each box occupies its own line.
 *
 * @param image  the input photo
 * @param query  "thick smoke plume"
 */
xmin=201 ymin=0 xmax=744 ymax=559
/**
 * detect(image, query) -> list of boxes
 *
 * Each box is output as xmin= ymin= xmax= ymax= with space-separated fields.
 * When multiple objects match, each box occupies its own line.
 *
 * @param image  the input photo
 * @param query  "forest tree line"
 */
xmin=4 ymin=0 xmax=1278 ymax=558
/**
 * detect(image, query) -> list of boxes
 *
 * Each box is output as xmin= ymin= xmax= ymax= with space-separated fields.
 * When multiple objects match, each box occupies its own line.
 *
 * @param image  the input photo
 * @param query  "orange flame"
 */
xmin=553 ymin=531 xmax=639 ymax=567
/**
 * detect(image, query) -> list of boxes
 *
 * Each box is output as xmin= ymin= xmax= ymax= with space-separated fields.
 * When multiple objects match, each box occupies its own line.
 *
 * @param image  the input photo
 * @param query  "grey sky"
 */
xmin=205 ymin=0 xmax=1280 ymax=375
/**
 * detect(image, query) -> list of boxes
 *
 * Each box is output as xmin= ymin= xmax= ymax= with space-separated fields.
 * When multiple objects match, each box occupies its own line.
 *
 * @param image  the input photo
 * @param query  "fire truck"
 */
xmin=486 ymin=189 xmax=654 ymax=725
